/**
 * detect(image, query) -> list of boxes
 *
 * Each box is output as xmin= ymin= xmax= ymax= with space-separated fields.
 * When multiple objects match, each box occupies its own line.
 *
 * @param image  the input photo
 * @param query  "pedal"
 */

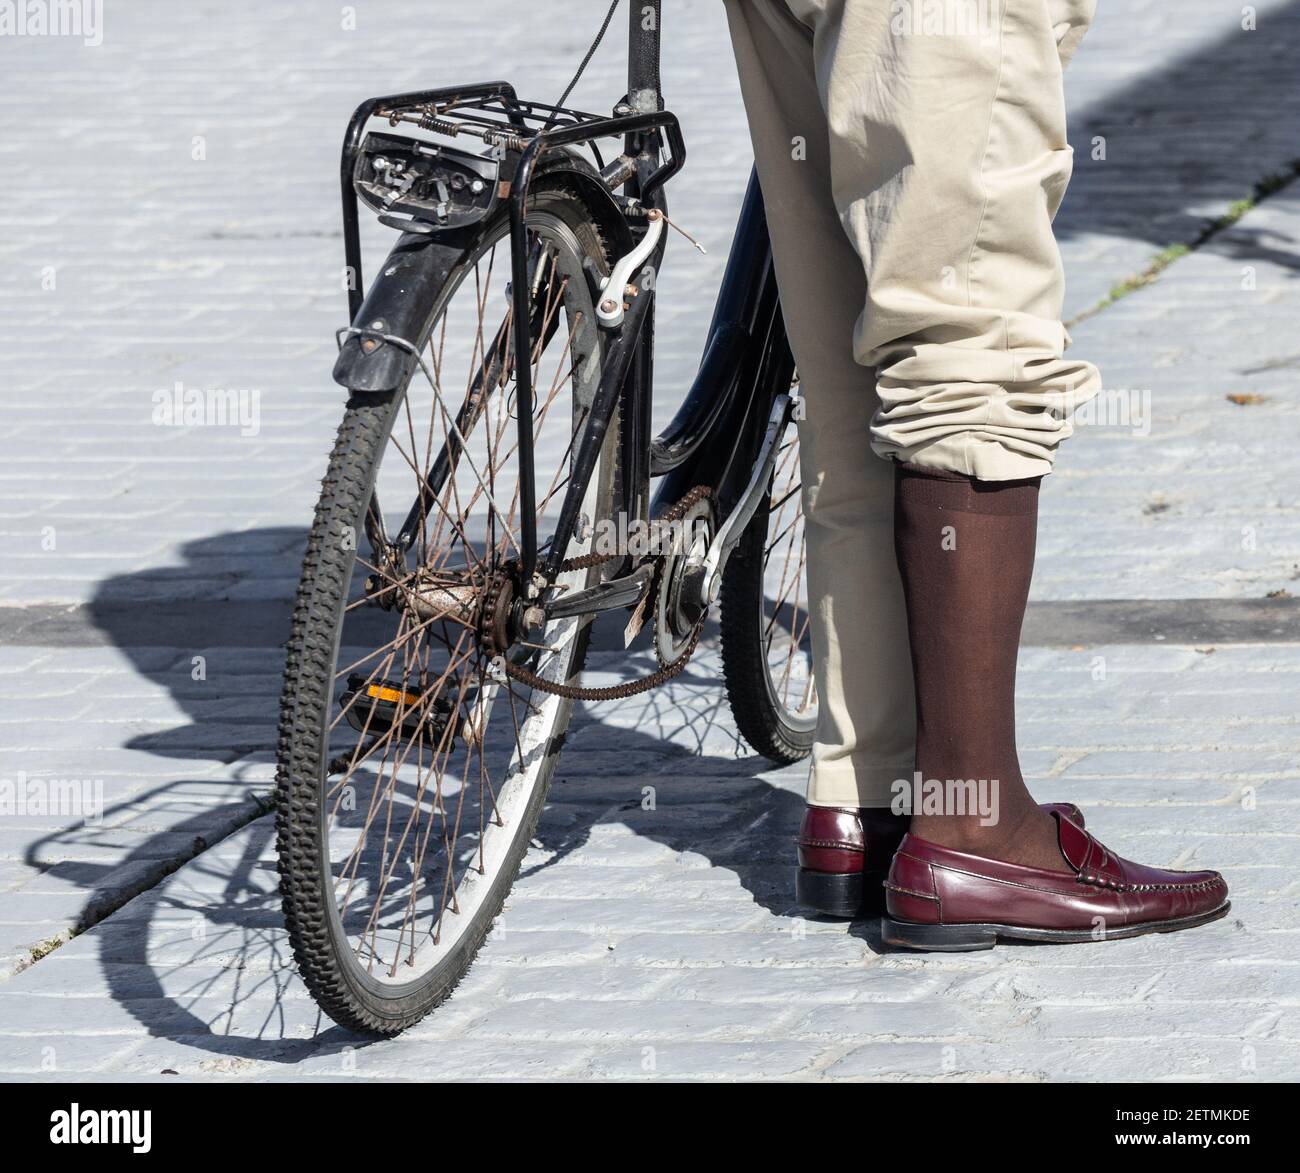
xmin=341 ymin=673 xmax=457 ymax=742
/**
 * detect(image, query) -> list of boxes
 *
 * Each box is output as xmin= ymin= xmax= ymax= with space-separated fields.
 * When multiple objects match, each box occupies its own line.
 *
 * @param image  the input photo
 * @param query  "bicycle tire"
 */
xmin=719 ymin=411 xmax=816 ymax=766
xmin=276 ymin=181 xmax=618 ymax=1035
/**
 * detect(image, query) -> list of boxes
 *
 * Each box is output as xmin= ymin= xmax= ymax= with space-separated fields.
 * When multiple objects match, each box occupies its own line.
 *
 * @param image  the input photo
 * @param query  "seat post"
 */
xmin=627 ymin=0 xmax=663 ymax=113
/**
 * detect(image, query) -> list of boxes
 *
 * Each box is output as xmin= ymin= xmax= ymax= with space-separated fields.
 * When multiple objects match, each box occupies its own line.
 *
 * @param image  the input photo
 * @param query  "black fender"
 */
xmin=332 ymin=231 xmax=470 ymax=394
xmin=333 ymin=157 xmax=632 ymax=395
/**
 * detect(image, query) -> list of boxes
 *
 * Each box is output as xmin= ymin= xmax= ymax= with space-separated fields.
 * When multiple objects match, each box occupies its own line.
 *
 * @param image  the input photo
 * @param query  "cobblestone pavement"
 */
xmin=0 ymin=1 xmax=1297 ymax=1080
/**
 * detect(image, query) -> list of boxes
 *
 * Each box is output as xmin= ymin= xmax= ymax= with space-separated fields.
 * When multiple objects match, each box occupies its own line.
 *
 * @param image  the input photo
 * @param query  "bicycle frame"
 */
xmin=332 ymin=0 xmax=793 ymax=625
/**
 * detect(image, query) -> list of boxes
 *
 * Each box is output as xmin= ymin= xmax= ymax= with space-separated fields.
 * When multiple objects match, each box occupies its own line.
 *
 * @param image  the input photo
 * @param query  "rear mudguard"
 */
xmin=332 ymin=231 xmax=467 ymax=393
xmin=333 ymin=161 xmax=631 ymax=395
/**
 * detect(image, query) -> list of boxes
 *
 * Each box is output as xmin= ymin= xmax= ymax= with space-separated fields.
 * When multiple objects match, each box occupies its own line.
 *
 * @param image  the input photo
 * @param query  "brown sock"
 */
xmin=892 ymin=461 xmax=1069 ymax=872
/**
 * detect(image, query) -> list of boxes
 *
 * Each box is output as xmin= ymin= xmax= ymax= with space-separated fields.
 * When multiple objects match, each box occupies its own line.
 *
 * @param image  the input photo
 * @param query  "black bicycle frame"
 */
xmin=508 ymin=110 xmax=679 ymax=583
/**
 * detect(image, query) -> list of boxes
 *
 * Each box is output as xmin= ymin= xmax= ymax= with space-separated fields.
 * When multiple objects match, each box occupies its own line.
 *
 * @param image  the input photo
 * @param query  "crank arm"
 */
xmin=544 ymin=563 xmax=655 ymax=620
xmin=698 ymin=391 xmax=795 ymax=607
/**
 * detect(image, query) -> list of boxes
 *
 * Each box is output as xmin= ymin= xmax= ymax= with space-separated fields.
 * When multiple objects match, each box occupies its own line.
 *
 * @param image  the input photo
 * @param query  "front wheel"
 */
xmin=275 ymin=183 xmax=619 ymax=1035
xmin=719 ymin=404 xmax=817 ymax=764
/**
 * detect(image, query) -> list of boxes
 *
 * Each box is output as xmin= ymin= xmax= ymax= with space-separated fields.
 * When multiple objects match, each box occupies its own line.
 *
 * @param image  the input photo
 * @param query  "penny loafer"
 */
xmin=880 ymin=810 xmax=1230 ymax=950
xmin=795 ymin=801 xmax=1086 ymax=918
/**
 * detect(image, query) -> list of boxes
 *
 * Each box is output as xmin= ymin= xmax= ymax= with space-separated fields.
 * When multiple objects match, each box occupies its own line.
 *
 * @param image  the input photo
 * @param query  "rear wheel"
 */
xmin=275 ymin=183 xmax=618 ymax=1035
xmin=720 ymin=403 xmax=816 ymax=764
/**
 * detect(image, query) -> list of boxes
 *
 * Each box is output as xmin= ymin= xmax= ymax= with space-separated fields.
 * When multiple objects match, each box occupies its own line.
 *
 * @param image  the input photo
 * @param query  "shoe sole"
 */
xmin=881 ymin=900 xmax=1231 ymax=951
xmin=795 ymin=866 xmax=887 ymax=919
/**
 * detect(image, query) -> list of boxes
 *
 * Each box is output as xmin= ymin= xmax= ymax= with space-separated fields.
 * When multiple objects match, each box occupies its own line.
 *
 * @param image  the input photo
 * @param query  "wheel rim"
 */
xmin=318 ymin=207 xmax=611 ymax=991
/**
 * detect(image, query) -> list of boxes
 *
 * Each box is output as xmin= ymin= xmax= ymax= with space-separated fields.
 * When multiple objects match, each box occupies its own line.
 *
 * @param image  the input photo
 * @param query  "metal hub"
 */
xmin=393 ymin=564 xmax=518 ymax=660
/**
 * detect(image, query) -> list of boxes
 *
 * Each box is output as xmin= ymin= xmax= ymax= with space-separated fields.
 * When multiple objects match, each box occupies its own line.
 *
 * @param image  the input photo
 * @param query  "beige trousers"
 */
xmin=722 ymin=0 xmax=1100 ymax=806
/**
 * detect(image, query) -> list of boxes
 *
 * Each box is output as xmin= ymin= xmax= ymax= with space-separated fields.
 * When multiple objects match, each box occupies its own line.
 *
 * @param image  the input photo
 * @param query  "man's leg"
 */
xmin=730 ymin=0 xmax=1099 ymax=868
xmin=723 ymin=0 xmax=916 ymax=813
xmin=725 ymin=1 xmax=1228 ymax=936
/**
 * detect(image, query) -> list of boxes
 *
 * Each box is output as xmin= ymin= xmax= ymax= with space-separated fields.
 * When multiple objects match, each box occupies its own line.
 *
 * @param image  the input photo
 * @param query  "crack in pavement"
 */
xmin=1067 ymin=158 xmax=1300 ymax=327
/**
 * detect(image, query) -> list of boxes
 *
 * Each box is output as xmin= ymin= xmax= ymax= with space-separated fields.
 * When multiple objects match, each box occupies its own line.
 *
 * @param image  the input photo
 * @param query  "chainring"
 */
xmin=651 ymin=493 xmax=716 ymax=668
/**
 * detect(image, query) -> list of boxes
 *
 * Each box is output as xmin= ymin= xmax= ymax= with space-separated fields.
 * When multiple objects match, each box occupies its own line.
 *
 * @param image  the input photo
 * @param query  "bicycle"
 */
xmin=275 ymin=0 xmax=814 ymax=1035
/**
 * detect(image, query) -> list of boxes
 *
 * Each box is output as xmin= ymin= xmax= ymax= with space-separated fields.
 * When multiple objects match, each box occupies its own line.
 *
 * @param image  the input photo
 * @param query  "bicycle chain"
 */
xmin=500 ymin=485 xmax=716 ymax=701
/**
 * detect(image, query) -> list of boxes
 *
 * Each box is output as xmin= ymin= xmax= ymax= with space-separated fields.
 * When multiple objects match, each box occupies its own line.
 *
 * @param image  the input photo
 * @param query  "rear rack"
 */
xmin=376 ymin=92 xmax=612 ymax=154
xmin=338 ymin=78 xmax=686 ymax=586
xmin=340 ymin=80 xmax=685 ymax=318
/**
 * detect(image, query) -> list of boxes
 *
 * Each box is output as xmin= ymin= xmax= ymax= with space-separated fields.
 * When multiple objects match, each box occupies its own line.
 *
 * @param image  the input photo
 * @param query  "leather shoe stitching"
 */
xmin=796 ymin=837 xmax=862 ymax=852
xmin=882 ymin=881 xmax=939 ymax=902
xmin=1078 ymin=873 xmax=1224 ymax=894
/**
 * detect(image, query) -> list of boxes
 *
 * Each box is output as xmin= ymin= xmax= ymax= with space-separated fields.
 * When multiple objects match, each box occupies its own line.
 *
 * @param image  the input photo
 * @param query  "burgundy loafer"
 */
xmin=796 ymin=801 xmax=1085 ymax=919
xmin=881 ymin=810 xmax=1229 ymax=950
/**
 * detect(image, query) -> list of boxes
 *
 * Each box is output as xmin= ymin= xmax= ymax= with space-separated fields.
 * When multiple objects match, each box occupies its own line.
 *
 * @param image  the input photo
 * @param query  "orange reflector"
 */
xmin=367 ymin=684 xmax=421 ymax=705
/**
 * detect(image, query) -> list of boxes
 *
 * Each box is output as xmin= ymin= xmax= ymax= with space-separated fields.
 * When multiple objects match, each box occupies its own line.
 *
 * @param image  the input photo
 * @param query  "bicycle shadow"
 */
xmin=24 ymin=525 xmax=826 ymax=1064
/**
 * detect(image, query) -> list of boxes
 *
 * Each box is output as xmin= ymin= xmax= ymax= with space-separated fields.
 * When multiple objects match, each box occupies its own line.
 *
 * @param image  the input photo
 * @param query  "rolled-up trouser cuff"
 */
xmin=867 ymin=355 xmax=1104 ymax=481
xmin=872 ymin=433 xmax=1058 ymax=482
xmin=807 ymin=754 xmax=915 ymax=810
